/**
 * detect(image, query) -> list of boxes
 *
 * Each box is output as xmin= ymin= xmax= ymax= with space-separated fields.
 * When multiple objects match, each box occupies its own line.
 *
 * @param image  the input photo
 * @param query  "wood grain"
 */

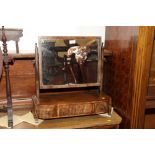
xmin=105 ymin=26 xmax=155 ymax=128
xmin=130 ymin=27 xmax=154 ymax=128
xmin=34 ymin=90 xmax=112 ymax=119
xmin=10 ymin=111 xmax=121 ymax=129
xmin=105 ymin=26 xmax=139 ymax=128
xmin=145 ymin=106 xmax=155 ymax=128
xmin=0 ymin=55 xmax=35 ymax=98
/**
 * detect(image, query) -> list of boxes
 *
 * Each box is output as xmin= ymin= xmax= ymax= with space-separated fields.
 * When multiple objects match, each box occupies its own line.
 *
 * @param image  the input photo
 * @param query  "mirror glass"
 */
xmin=39 ymin=37 xmax=101 ymax=88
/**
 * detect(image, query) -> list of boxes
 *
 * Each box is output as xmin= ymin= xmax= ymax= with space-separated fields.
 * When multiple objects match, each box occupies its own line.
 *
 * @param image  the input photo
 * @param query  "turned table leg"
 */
xmin=1 ymin=26 xmax=13 ymax=128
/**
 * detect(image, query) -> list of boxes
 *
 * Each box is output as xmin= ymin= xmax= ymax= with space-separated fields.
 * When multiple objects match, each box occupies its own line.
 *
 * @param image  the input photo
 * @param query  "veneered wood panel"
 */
xmin=144 ymin=114 xmax=155 ymax=128
xmin=35 ymin=90 xmax=111 ymax=119
xmin=0 ymin=56 xmax=35 ymax=99
xmin=105 ymin=26 xmax=155 ymax=128
xmin=104 ymin=26 xmax=139 ymax=128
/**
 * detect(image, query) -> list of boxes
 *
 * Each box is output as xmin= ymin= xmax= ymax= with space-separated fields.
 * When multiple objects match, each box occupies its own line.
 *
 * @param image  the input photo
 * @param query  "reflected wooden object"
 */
xmin=38 ymin=36 xmax=101 ymax=88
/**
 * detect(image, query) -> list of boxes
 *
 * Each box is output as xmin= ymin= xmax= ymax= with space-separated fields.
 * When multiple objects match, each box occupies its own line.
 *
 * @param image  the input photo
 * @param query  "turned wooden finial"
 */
xmin=35 ymin=43 xmax=38 ymax=53
xmin=1 ymin=26 xmax=8 ymax=55
xmin=2 ymin=26 xmax=7 ymax=43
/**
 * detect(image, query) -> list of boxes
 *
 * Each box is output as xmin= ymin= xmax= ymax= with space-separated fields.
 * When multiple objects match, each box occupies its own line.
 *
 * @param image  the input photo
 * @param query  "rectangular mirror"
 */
xmin=38 ymin=36 xmax=102 ymax=89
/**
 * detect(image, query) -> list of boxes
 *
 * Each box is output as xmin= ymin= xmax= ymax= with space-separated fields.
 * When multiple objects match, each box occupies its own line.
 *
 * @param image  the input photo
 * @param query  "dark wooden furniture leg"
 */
xmin=1 ymin=26 xmax=13 ymax=128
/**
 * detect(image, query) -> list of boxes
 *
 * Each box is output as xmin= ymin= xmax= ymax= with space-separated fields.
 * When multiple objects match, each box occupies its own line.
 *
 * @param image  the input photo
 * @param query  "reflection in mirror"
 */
xmin=39 ymin=37 xmax=101 ymax=87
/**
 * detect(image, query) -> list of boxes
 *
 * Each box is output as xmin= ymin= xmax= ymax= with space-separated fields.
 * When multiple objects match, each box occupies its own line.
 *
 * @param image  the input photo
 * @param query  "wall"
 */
xmin=0 ymin=26 xmax=105 ymax=53
xmin=0 ymin=0 xmax=105 ymax=53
